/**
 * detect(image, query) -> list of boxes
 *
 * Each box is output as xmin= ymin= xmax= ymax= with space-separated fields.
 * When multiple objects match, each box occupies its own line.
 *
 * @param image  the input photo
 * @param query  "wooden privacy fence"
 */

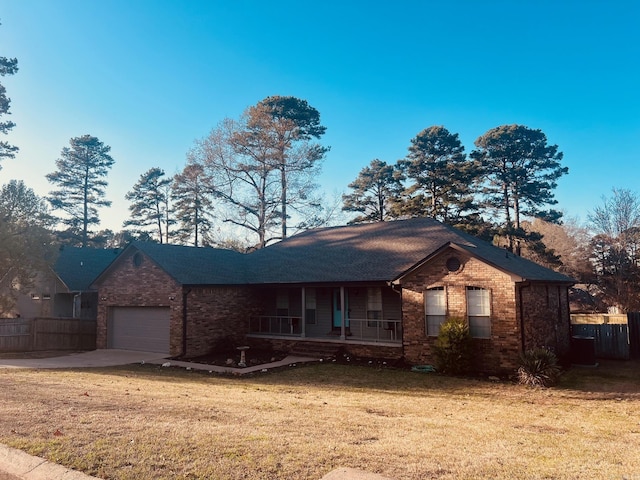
xmin=570 ymin=313 xmax=640 ymax=360
xmin=627 ymin=312 xmax=640 ymax=359
xmin=570 ymin=323 xmax=629 ymax=360
xmin=0 ymin=318 xmax=96 ymax=352
xmin=570 ymin=314 xmax=628 ymax=324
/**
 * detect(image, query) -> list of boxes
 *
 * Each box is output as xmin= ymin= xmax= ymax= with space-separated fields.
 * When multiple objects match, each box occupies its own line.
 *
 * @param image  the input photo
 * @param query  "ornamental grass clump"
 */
xmin=433 ymin=317 xmax=474 ymax=375
xmin=517 ymin=348 xmax=561 ymax=387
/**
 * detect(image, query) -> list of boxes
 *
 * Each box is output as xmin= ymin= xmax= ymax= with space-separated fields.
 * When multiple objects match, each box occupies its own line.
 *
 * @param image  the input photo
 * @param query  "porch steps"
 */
xmin=288 ymin=342 xmax=341 ymax=360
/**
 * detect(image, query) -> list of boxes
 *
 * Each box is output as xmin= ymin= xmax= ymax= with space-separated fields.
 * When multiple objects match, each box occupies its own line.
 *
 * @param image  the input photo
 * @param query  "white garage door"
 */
xmin=109 ymin=307 xmax=171 ymax=354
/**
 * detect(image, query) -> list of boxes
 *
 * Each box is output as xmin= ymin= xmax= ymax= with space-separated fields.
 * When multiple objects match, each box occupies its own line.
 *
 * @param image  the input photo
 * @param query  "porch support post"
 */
xmin=340 ymin=286 xmax=346 ymax=340
xmin=301 ymin=287 xmax=306 ymax=337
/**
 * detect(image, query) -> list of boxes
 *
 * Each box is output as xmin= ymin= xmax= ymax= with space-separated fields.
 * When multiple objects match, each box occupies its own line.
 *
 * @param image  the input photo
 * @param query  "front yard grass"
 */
xmin=0 ymin=359 xmax=639 ymax=480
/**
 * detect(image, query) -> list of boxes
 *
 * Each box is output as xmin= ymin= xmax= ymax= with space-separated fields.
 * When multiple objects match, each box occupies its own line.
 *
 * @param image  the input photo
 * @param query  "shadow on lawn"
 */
xmin=557 ymin=358 xmax=640 ymax=396
xmin=74 ymin=358 xmax=466 ymax=394
xmin=11 ymin=349 xmax=637 ymax=397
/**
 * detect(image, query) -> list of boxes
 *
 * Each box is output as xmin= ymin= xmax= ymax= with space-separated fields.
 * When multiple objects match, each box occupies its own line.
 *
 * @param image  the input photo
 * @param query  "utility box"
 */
xmin=571 ymin=335 xmax=597 ymax=366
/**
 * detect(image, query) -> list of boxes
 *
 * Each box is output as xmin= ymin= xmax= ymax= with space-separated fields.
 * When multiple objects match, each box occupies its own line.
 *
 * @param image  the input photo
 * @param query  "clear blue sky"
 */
xmin=1 ymin=0 xmax=638 ymax=232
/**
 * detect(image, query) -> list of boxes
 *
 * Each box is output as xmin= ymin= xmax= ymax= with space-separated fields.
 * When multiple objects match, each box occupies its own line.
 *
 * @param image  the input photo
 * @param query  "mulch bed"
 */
xmin=174 ymin=348 xmax=411 ymax=371
xmin=174 ymin=348 xmax=289 ymax=369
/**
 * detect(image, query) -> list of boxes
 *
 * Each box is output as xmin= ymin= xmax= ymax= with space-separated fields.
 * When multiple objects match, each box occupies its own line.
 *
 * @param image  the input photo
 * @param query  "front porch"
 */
xmin=247 ymin=285 xmax=403 ymax=346
xmin=249 ymin=315 xmax=402 ymax=343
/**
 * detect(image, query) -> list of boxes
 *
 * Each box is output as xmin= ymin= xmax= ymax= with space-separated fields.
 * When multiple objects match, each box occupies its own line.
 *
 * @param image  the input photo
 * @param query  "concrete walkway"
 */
xmin=0 ymin=349 xmax=320 ymax=374
xmin=0 ymin=444 xmax=99 ymax=480
xmin=0 ymin=447 xmax=392 ymax=480
xmin=321 ymin=468 xmax=394 ymax=480
xmin=146 ymin=355 xmax=320 ymax=374
xmin=0 ymin=349 xmax=167 ymax=369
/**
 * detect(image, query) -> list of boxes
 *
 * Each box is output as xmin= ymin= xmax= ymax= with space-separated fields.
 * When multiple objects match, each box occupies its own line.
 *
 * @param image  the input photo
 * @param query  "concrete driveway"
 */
xmin=0 ymin=349 xmax=167 ymax=369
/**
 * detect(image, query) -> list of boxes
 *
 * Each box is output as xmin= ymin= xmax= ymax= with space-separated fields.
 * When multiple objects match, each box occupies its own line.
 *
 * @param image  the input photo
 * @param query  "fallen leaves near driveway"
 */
xmin=0 ymin=360 xmax=639 ymax=480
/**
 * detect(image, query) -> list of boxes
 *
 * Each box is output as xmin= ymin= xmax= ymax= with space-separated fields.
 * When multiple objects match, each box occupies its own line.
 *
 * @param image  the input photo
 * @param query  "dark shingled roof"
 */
xmin=54 ymin=247 xmax=121 ymax=291
xmin=249 ymin=217 xmax=575 ymax=284
xmin=130 ymin=242 xmax=249 ymax=285
xmin=101 ymin=218 xmax=574 ymax=286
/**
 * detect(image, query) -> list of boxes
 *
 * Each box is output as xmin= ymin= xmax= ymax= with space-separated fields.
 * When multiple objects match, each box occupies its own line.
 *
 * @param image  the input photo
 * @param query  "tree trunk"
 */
xmin=502 ymin=180 xmax=513 ymax=253
xmin=258 ymin=174 xmax=268 ymax=249
xmin=513 ymin=191 xmax=521 ymax=256
xmin=281 ymin=165 xmax=287 ymax=239
xmin=156 ymin=203 xmax=163 ymax=244
xmin=194 ymin=194 xmax=199 ymax=247
xmin=430 ymin=182 xmax=437 ymax=219
xmin=83 ymin=165 xmax=89 ymax=248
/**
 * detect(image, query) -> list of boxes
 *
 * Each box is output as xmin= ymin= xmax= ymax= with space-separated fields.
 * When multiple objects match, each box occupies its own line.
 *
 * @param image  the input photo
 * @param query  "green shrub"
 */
xmin=517 ymin=348 xmax=561 ymax=387
xmin=433 ymin=317 xmax=474 ymax=375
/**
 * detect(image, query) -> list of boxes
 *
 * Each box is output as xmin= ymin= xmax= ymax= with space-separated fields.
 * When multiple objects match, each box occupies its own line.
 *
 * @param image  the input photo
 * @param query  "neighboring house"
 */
xmin=11 ymin=247 xmax=120 ymax=320
xmin=93 ymin=218 xmax=575 ymax=373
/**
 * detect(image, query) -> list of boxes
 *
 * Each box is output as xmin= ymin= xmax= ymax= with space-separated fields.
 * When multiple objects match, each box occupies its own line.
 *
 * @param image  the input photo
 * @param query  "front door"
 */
xmin=332 ymin=288 xmax=349 ymax=329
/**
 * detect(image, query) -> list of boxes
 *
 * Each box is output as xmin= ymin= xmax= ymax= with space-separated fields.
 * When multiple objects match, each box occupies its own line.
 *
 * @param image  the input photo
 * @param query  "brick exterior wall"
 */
xmin=248 ymin=337 xmax=403 ymax=360
xmin=184 ymin=286 xmax=260 ymax=357
xmin=95 ymin=249 xmax=182 ymax=354
xmin=96 ymin=246 xmax=571 ymax=371
xmin=517 ymin=282 xmax=571 ymax=359
xmin=399 ymin=247 xmax=571 ymax=374
xmin=402 ymin=248 xmax=520 ymax=374
xmin=96 ymin=249 xmax=260 ymax=357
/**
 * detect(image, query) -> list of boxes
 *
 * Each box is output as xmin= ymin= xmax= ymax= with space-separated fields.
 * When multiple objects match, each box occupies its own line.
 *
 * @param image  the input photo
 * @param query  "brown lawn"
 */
xmin=0 ymin=359 xmax=639 ymax=480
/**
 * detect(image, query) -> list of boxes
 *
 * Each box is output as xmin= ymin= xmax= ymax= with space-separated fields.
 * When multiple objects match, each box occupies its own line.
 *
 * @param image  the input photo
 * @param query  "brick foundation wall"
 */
xmin=248 ymin=337 xmax=403 ymax=360
xmin=400 ymin=248 xmax=521 ymax=374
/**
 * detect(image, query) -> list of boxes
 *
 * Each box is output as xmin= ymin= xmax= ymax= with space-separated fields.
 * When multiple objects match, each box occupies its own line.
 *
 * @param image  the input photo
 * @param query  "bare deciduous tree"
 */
xmin=587 ymin=188 xmax=640 ymax=312
xmin=189 ymin=97 xmax=328 ymax=248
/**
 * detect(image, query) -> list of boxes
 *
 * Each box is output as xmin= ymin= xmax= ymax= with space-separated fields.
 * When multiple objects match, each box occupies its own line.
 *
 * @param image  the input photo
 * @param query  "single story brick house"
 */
xmin=92 ymin=218 xmax=574 ymax=373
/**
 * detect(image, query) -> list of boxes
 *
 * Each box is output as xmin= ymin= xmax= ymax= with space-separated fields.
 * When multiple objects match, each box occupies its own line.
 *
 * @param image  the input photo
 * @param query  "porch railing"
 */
xmin=249 ymin=316 xmax=302 ymax=336
xmin=347 ymin=318 xmax=402 ymax=343
xmin=248 ymin=316 xmax=401 ymax=343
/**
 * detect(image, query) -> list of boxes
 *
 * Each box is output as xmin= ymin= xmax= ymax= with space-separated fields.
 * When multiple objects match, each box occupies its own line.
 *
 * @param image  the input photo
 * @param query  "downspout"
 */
xmin=518 ymin=282 xmax=529 ymax=353
xmin=561 ymin=283 xmax=573 ymax=357
xmin=73 ymin=293 xmax=81 ymax=318
xmin=301 ymin=287 xmax=306 ymax=338
xmin=340 ymin=286 xmax=346 ymax=340
xmin=182 ymin=288 xmax=192 ymax=356
xmin=387 ymin=281 xmax=403 ymax=343
xmin=387 ymin=280 xmax=402 ymax=295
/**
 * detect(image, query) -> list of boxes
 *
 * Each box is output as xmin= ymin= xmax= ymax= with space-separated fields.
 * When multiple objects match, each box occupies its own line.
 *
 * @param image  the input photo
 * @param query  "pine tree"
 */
xmin=397 ymin=126 xmax=479 ymax=223
xmin=0 ymin=23 xmax=19 ymax=165
xmin=342 ymin=159 xmax=403 ymax=223
xmin=46 ymin=135 xmax=115 ymax=247
xmin=471 ymin=124 xmax=567 ymax=255
xmin=124 ymin=167 xmax=173 ymax=243
xmin=172 ymin=163 xmax=213 ymax=247
xmin=248 ymin=96 xmax=328 ymax=239
xmin=0 ymin=180 xmax=56 ymax=316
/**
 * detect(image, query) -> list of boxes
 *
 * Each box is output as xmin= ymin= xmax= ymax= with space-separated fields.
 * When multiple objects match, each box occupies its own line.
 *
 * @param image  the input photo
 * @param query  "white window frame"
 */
xmin=425 ymin=286 xmax=446 ymax=336
xmin=466 ymin=286 xmax=491 ymax=338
